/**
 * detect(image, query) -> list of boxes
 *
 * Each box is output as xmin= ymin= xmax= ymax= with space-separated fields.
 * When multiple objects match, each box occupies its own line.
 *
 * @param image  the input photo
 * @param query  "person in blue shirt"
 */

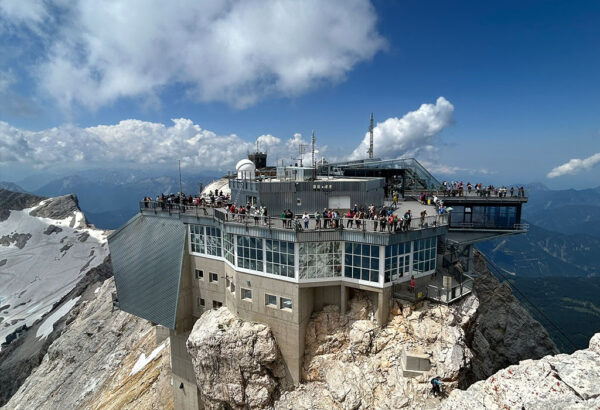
xmin=431 ymin=377 xmax=443 ymax=397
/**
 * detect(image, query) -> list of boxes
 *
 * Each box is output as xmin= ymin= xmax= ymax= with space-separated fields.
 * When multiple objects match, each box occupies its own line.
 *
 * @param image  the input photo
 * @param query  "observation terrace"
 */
xmin=138 ymin=201 xmax=448 ymax=238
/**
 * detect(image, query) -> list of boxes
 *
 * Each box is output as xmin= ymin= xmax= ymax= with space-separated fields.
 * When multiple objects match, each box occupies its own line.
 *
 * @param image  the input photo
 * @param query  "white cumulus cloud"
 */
xmin=348 ymin=97 xmax=454 ymax=160
xmin=0 ymin=119 xmax=321 ymax=171
xmin=547 ymin=152 xmax=600 ymax=178
xmin=0 ymin=0 xmax=386 ymax=110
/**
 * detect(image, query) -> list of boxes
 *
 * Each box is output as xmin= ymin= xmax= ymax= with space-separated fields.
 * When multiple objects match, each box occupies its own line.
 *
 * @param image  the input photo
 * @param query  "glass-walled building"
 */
xmin=188 ymin=223 xmax=437 ymax=287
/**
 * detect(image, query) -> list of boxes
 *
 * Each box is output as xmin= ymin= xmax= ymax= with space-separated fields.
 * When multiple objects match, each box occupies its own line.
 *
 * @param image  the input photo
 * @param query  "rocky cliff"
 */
xmin=461 ymin=250 xmax=559 ymax=384
xmin=441 ymin=333 xmax=600 ymax=409
xmin=187 ymin=308 xmax=288 ymax=409
xmin=4 ymin=276 xmax=173 ymax=409
xmin=185 ymin=252 xmax=559 ymax=409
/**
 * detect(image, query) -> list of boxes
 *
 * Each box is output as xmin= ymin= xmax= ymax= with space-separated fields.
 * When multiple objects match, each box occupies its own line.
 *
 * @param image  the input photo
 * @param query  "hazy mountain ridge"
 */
xmin=26 ymin=168 xmax=220 ymax=229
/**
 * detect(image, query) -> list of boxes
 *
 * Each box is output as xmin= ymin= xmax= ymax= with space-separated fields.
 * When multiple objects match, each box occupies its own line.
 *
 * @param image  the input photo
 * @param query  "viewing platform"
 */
xmin=138 ymin=201 xmax=449 ymax=235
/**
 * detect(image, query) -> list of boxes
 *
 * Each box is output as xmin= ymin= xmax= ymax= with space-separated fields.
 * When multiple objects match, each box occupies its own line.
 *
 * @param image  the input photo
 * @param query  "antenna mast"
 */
xmin=311 ymin=130 xmax=316 ymax=179
xmin=368 ymin=112 xmax=374 ymax=159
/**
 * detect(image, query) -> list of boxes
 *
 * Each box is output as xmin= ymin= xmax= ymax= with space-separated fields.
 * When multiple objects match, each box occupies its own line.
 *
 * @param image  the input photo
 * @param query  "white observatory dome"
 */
xmin=236 ymin=159 xmax=256 ymax=180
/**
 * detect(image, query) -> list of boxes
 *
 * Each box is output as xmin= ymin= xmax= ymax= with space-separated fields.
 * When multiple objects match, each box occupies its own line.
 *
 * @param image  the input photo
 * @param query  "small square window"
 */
xmin=265 ymin=294 xmax=277 ymax=307
xmin=231 ymin=283 xmax=235 ymax=293
xmin=241 ymin=288 xmax=252 ymax=300
xmin=226 ymin=277 xmax=230 ymax=288
xmin=195 ymin=269 xmax=204 ymax=280
xmin=199 ymin=298 xmax=205 ymax=307
xmin=212 ymin=300 xmax=222 ymax=309
xmin=210 ymin=272 xmax=218 ymax=283
xmin=280 ymin=297 xmax=292 ymax=310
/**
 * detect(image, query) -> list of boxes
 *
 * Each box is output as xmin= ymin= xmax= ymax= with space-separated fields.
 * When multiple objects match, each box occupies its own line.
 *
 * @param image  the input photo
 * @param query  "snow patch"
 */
xmin=36 ymin=297 xmax=81 ymax=340
xmin=130 ymin=342 xmax=166 ymax=376
xmin=94 ymin=287 xmax=100 ymax=294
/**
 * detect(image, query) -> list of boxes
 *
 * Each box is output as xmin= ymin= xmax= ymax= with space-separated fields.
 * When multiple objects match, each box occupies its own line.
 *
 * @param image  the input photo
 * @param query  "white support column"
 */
xmin=233 ymin=234 xmax=238 ymax=267
xmin=340 ymin=241 xmax=345 ymax=280
xmin=262 ymin=238 xmax=267 ymax=274
xmin=203 ymin=226 xmax=207 ymax=254
xmin=294 ymin=242 xmax=300 ymax=281
xmin=379 ymin=245 xmax=385 ymax=286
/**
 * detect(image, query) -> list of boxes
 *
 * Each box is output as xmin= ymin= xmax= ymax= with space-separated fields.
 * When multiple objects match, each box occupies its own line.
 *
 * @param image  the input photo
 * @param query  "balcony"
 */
xmin=392 ymin=273 xmax=474 ymax=304
xmin=139 ymin=201 xmax=448 ymax=235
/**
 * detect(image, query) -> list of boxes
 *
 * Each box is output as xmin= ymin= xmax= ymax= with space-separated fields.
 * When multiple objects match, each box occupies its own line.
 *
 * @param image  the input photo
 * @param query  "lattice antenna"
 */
xmin=368 ymin=112 xmax=374 ymax=159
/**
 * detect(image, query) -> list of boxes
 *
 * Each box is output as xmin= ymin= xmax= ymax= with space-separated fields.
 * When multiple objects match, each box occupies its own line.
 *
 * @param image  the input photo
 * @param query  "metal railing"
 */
xmin=405 ymin=188 xmax=528 ymax=200
xmin=449 ymin=221 xmax=529 ymax=231
xmin=427 ymin=275 xmax=474 ymax=304
xmin=139 ymin=201 xmax=448 ymax=234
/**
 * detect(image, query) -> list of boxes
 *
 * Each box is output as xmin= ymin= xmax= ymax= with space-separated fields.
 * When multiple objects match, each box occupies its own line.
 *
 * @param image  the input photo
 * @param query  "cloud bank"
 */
xmin=0 ymin=119 xmax=319 ymax=171
xmin=0 ymin=0 xmax=385 ymax=110
xmin=547 ymin=153 xmax=600 ymax=178
xmin=349 ymin=97 xmax=454 ymax=160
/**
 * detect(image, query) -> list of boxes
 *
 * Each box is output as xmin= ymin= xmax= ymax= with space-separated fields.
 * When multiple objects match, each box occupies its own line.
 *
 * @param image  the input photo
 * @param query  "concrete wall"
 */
xmin=170 ymin=330 xmax=202 ymax=409
xmin=172 ymin=373 xmax=203 ymax=410
xmin=190 ymin=256 xmax=226 ymax=316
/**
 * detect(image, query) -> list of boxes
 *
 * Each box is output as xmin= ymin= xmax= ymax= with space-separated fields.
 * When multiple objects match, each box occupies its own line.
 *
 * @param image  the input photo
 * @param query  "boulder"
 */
xmin=186 ymin=308 xmax=287 ymax=409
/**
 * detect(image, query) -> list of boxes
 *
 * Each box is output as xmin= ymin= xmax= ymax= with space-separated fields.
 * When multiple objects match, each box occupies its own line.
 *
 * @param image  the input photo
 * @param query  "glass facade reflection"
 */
xmin=299 ymin=242 xmax=341 ymax=279
xmin=344 ymin=243 xmax=380 ymax=283
xmin=449 ymin=205 xmax=518 ymax=229
xmin=413 ymin=237 xmax=437 ymax=274
xmin=385 ymin=242 xmax=411 ymax=283
xmin=266 ymin=240 xmax=295 ymax=278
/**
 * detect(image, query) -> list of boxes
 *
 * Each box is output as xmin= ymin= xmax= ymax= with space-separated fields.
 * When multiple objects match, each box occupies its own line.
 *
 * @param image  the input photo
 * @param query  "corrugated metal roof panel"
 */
xmin=109 ymin=213 xmax=186 ymax=329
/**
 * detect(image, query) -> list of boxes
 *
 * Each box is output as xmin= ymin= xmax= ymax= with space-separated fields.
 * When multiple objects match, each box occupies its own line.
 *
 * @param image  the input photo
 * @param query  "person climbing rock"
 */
xmin=431 ymin=377 xmax=443 ymax=397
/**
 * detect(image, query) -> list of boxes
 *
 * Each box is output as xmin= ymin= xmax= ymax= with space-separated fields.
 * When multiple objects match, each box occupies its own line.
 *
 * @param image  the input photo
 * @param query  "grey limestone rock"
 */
xmin=186 ymin=307 xmax=287 ymax=409
xmin=461 ymin=251 xmax=559 ymax=385
xmin=43 ymin=225 xmax=63 ymax=235
xmin=441 ymin=333 xmax=600 ymax=409
xmin=29 ymin=194 xmax=82 ymax=222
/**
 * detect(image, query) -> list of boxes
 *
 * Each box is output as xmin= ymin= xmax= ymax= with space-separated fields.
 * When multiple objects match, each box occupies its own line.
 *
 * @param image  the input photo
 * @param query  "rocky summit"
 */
xmin=441 ymin=333 xmax=600 ymax=409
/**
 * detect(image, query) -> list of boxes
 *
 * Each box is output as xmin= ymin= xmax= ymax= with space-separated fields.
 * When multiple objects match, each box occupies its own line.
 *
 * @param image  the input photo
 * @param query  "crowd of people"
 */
xmin=141 ymin=192 xmax=449 ymax=233
xmin=441 ymin=181 xmax=526 ymax=198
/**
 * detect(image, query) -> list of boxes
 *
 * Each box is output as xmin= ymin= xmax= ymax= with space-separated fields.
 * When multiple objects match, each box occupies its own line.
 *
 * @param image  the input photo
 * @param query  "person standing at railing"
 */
xmin=346 ymin=210 xmax=354 ymax=228
xmin=314 ymin=210 xmax=321 ymax=229
xmin=302 ymin=212 xmax=310 ymax=229
xmin=354 ymin=211 xmax=361 ymax=230
xmin=281 ymin=210 xmax=286 ymax=228
xmin=420 ymin=210 xmax=427 ymax=228
xmin=403 ymin=210 xmax=412 ymax=231
xmin=409 ymin=275 xmax=416 ymax=293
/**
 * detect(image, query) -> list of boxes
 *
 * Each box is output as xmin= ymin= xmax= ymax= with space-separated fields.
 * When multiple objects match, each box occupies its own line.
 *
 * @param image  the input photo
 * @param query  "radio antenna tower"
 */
xmin=311 ymin=130 xmax=316 ymax=179
xmin=368 ymin=112 xmax=374 ymax=159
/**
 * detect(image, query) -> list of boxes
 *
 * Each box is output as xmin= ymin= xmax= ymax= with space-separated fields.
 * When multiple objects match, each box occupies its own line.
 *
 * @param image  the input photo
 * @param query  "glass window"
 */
xmin=230 ymin=282 xmax=235 ymax=294
xmin=224 ymin=233 xmax=235 ymax=264
xmin=195 ymin=269 xmax=204 ymax=280
xmin=199 ymin=298 xmax=205 ymax=307
xmin=190 ymin=225 xmax=205 ymax=254
xmin=280 ymin=297 xmax=292 ymax=310
xmin=299 ymin=241 xmax=341 ymax=279
xmin=265 ymin=293 xmax=277 ymax=306
xmin=241 ymin=288 xmax=252 ymax=300
xmin=210 ymin=272 xmax=218 ymax=283
xmin=345 ymin=242 xmax=380 ymax=283
xmin=206 ymin=227 xmax=222 ymax=256
xmin=212 ymin=300 xmax=222 ymax=309
xmin=266 ymin=240 xmax=295 ymax=278
xmin=412 ymin=237 xmax=437 ymax=274
xmin=237 ymin=236 xmax=264 ymax=272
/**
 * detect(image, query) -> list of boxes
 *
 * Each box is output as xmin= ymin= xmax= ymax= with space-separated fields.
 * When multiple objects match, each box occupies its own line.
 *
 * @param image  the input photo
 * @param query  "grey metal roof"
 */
xmin=109 ymin=213 xmax=186 ymax=329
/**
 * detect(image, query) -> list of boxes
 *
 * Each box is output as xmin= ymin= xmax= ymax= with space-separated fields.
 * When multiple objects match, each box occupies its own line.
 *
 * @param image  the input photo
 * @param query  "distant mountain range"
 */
xmin=0 ymin=182 xmax=26 ymax=193
xmin=13 ymin=168 xmax=220 ymax=229
xmin=478 ymin=183 xmax=600 ymax=352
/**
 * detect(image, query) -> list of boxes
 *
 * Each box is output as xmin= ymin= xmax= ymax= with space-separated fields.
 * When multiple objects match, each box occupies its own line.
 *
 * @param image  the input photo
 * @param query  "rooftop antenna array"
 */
xmin=296 ymin=142 xmax=309 ymax=167
xmin=368 ymin=112 xmax=374 ymax=159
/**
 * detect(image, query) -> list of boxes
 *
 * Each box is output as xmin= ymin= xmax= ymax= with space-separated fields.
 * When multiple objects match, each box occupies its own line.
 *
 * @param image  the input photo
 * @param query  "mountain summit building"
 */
xmin=108 ymin=154 xmax=528 ymax=409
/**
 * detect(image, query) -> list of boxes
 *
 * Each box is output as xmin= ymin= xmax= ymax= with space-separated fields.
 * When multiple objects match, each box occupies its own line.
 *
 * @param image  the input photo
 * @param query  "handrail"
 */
xmin=139 ymin=201 xmax=449 ymax=234
xmin=406 ymin=188 xmax=528 ymax=199
xmin=449 ymin=222 xmax=529 ymax=231
xmin=427 ymin=275 xmax=474 ymax=304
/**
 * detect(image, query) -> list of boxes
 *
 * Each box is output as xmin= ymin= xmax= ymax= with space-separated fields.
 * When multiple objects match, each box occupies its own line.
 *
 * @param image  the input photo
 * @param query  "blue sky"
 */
xmin=0 ymin=0 xmax=599 ymax=189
